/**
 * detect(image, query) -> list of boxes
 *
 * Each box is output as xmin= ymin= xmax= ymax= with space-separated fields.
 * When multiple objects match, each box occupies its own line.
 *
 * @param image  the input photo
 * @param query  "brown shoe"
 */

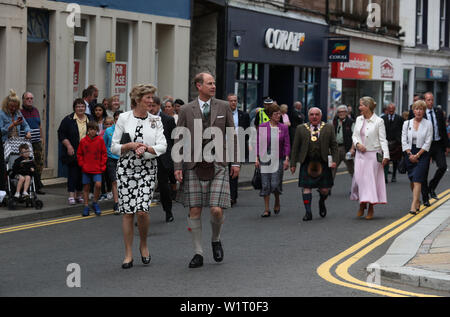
xmin=365 ymin=207 xmax=374 ymax=220
xmin=357 ymin=208 xmax=364 ymax=217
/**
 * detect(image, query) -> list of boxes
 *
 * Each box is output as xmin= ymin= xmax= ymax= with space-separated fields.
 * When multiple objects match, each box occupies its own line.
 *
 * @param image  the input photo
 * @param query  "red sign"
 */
xmin=73 ymin=60 xmax=80 ymax=85
xmin=331 ymin=52 xmax=373 ymax=80
xmin=114 ymin=63 xmax=127 ymax=86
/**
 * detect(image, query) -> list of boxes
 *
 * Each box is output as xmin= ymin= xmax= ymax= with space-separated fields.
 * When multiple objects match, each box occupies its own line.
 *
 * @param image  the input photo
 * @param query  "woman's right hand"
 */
xmin=356 ymin=143 xmax=366 ymax=153
xmin=127 ymin=142 xmax=145 ymax=152
xmin=255 ymin=158 xmax=260 ymax=169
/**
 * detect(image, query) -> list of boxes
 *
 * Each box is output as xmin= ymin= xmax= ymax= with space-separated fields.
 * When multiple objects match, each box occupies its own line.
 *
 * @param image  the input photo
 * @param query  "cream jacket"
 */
xmin=401 ymin=118 xmax=433 ymax=152
xmin=352 ymin=114 xmax=390 ymax=159
xmin=111 ymin=110 xmax=167 ymax=160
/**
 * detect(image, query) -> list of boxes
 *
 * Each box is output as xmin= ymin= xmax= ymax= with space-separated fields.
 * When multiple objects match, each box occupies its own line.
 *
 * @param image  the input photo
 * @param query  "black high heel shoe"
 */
xmin=140 ymin=250 xmax=151 ymax=265
xmin=122 ymin=259 xmax=133 ymax=269
xmin=261 ymin=211 xmax=271 ymax=218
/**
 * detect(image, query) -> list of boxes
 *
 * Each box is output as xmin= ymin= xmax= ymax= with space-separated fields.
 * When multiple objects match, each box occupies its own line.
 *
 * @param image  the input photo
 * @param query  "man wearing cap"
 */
xmin=254 ymin=98 xmax=273 ymax=128
xmin=332 ymin=105 xmax=354 ymax=179
xmin=290 ymin=107 xmax=338 ymax=221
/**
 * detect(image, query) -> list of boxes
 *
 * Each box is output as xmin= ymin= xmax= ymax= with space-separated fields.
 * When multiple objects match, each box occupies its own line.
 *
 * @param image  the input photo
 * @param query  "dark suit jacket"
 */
xmin=174 ymin=97 xmax=238 ymax=170
xmin=290 ymin=123 xmax=338 ymax=166
xmin=383 ymin=114 xmax=404 ymax=144
xmin=157 ymin=111 xmax=176 ymax=170
xmin=410 ymin=107 xmax=448 ymax=149
xmin=237 ymin=110 xmax=250 ymax=130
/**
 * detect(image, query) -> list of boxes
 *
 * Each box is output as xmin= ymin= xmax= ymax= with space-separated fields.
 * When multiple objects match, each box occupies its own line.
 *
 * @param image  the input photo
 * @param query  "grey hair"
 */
xmin=336 ymin=105 xmax=348 ymax=112
xmin=308 ymin=107 xmax=322 ymax=116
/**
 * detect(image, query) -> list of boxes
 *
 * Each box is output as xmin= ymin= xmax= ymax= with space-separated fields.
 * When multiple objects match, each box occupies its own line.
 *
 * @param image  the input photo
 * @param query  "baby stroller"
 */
xmin=3 ymin=137 xmax=43 ymax=210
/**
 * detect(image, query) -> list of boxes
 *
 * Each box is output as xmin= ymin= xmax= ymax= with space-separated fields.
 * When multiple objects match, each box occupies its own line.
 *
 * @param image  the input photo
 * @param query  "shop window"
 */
xmin=115 ymin=22 xmax=132 ymax=109
xmin=298 ymin=67 xmax=319 ymax=110
xmin=416 ymin=0 xmax=428 ymax=45
xmin=235 ymin=62 xmax=261 ymax=120
xmin=74 ymin=17 xmax=89 ymax=98
xmin=440 ymin=0 xmax=450 ymax=48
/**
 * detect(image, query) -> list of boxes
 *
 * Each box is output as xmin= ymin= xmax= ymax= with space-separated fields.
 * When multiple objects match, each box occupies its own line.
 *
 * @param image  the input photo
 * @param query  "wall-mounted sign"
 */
xmin=113 ymin=62 xmax=128 ymax=108
xmin=106 ymin=51 xmax=116 ymax=63
xmin=73 ymin=59 xmax=80 ymax=95
xmin=331 ymin=52 xmax=402 ymax=81
xmin=264 ymin=28 xmax=305 ymax=52
xmin=427 ymin=68 xmax=444 ymax=79
xmin=328 ymin=39 xmax=350 ymax=62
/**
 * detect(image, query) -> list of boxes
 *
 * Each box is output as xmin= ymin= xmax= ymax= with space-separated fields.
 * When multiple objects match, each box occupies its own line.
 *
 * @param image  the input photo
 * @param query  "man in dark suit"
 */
xmin=174 ymin=72 xmax=240 ymax=268
xmin=289 ymin=101 xmax=305 ymax=146
xmin=227 ymin=93 xmax=250 ymax=206
xmin=383 ymin=103 xmax=404 ymax=183
xmin=149 ymin=96 xmax=176 ymax=222
xmin=421 ymin=92 xmax=449 ymax=205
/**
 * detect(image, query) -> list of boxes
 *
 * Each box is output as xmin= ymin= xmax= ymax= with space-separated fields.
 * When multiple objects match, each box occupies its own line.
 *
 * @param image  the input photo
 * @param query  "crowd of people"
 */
xmin=0 ymin=75 xmax=449 ymax=269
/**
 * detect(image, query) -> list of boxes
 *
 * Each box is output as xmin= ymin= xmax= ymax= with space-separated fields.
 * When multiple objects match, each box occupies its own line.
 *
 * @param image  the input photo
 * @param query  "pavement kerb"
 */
xmin=370 ymin=199 xmax=450 ymax=292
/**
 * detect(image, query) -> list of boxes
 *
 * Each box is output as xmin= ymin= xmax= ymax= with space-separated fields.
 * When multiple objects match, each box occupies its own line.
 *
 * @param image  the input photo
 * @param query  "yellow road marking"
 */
xmin=318 ymin=189 xmax=450 ymax=297
xmin=0 ymin=203 xmax=158 ymax=234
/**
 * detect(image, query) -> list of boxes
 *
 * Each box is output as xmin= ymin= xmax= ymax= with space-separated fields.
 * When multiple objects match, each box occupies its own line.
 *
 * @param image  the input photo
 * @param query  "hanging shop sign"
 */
xmin=73 ymin=59 xmax=80 ymax=95
xmin=328 ymin=39 xmax=350 ymax=62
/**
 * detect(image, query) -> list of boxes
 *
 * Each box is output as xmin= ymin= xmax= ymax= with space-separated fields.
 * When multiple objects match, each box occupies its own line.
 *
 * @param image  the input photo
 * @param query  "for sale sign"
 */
xmin=113 ymin=62 xmax=128 ymax=109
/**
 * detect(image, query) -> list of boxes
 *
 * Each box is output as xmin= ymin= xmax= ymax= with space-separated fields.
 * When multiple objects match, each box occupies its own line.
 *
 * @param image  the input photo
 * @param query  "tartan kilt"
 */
xmin=298 ymin=159 xmax=334 ymax=189
xmin=180 ymin=163 xmax=231 ymax=209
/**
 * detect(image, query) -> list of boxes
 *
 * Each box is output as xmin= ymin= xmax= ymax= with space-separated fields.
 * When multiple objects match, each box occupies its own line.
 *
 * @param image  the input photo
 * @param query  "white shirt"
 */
xmin=84 ymin=100 xmax=91 ymax=115
xmin=232 ymin=109 xmax=239 ymax=133
xmin=198 ymin=98 xmax=212 ymax=115
xmin=426 ymin=108 xmax=440 ymax=141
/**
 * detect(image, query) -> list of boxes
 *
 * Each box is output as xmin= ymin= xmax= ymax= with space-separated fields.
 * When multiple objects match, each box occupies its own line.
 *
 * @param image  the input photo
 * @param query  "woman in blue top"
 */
xmin=0 ymin=90 xmax=31 ymax=143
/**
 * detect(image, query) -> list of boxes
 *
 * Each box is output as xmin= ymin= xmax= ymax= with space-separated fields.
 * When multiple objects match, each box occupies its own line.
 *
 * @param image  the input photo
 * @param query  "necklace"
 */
xmin=304 ymin=122 xmax=325 ymax=142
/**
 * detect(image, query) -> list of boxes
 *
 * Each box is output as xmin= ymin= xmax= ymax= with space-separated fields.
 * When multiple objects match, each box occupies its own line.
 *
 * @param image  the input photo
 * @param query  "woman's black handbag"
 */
xmin=252 ymin=167 xmax=262 ymax=190
xmin=398 ymin=154 xmax=407 ymax=174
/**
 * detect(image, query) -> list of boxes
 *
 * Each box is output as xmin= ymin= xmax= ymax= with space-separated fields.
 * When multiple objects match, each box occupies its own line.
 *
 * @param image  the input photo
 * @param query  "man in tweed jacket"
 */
xmin=174 ymin=72 xmax=240 ymax=268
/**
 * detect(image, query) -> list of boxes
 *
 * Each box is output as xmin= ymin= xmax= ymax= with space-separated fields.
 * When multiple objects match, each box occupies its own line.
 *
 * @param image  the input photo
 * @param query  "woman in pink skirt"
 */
xmin=350 ymin=97 xmax=390 ymax=219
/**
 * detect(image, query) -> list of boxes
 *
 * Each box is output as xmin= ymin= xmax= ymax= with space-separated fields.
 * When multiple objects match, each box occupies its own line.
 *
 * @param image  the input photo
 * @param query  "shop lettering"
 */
xmin=265 ymin=28 xmax=305 ymax=52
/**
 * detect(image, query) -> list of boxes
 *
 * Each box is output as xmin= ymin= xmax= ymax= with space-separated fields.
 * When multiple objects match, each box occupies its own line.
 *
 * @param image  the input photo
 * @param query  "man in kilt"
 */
xmin=174 ymin=72 xmax=240 ymax=268
xmin=290 ymin=107 xmax=338 ymax=221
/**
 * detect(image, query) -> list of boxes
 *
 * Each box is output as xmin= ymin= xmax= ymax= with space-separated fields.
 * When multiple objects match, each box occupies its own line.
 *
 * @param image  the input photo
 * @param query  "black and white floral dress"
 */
xmin=117 ymin=116 xmax=157 ymax=214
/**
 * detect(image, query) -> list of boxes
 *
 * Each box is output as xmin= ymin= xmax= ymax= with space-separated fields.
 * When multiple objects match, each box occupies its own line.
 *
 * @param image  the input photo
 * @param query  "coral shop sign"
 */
xmin=265 ymin=28 xmax=305 ymax=52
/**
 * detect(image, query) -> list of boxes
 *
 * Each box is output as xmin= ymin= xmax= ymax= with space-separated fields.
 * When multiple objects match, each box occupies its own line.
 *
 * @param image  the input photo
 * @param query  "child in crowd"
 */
xmin=99 ymin=116 xmax=114 ymax=201
xmin=12 ymin=143 xmax=35 ymax=199
xmin=77 ymin=121 xmax=107 ymax=216
xmin=103 ymin=111 xmax=122 ymax=214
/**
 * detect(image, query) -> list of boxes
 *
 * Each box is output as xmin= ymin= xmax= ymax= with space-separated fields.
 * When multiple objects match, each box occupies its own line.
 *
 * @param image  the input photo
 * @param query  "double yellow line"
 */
xmin=317 ymin=189 xmax=450 ymax=297
xmin=0 ymin=203 xmax=159 ymax=235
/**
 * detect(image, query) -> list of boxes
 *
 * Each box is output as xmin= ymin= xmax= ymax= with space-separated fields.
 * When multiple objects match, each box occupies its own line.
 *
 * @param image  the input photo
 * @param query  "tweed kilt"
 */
xmin=298 ymin=159 xmax=334 ymax=189
xmin=180 ymin=163 xmax=231 ymax=209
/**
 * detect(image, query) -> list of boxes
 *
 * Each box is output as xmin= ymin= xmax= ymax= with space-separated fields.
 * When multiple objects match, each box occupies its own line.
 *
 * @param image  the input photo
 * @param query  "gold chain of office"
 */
xmin=304 ymin=122 xmax=325 ymax=142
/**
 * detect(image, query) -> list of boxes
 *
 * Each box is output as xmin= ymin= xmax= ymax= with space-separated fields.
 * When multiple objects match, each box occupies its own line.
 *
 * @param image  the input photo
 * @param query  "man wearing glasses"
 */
xmin=21 ymin=92 xmax=45 ymax=194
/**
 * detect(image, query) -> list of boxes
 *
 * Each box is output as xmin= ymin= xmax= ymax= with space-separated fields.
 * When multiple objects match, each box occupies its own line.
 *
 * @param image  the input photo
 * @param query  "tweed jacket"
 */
xmin=290 ymin=122 xmax=338 ymax=166
xmin=174 ymin=97 xmax=238 ymax=170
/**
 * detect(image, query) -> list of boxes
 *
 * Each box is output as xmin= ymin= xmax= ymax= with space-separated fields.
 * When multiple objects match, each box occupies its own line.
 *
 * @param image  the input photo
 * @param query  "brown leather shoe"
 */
xmin=365 ymin=208 xmax=374 ymax=220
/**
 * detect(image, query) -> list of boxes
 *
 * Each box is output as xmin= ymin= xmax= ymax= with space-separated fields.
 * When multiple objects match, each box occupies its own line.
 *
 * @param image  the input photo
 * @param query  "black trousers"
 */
xmin=422 ymin=141 xmax=447 ymax=200
xmin=157 ymin=163 xmax=172 ymax=213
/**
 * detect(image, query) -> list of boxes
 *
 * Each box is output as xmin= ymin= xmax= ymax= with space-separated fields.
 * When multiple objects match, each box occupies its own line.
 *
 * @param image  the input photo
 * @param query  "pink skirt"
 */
xmin=350 ymin=151 xmax=387 ymax=205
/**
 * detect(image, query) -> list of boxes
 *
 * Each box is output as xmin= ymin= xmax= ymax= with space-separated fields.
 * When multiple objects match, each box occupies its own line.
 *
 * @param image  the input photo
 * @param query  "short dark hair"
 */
xmin=19 ymin=143 xmax=29 ymax=153
xmin=153 ymin=96 xmax=161 ymax=106
xmin=73 ymin=98 xmax=86 ymax=111
xmin=174 ymin=98 xmax=184 ymax=105
xmin=82 ymin=86 xmax=97 ymax=99
xmin=113 ymin=110 xmax=123 ymax=119
xmin=87 ymin=121 xmax=99 ymax=132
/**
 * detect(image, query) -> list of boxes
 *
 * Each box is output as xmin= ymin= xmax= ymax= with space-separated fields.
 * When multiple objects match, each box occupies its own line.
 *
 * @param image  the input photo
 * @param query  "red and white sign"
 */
xmin=113 ymin=62 xmax=128 ymax=108
xmin=73 ymin=60 xmax=80 ymax=94
xmin=332 ymin=52 xmax=401 ymax=81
